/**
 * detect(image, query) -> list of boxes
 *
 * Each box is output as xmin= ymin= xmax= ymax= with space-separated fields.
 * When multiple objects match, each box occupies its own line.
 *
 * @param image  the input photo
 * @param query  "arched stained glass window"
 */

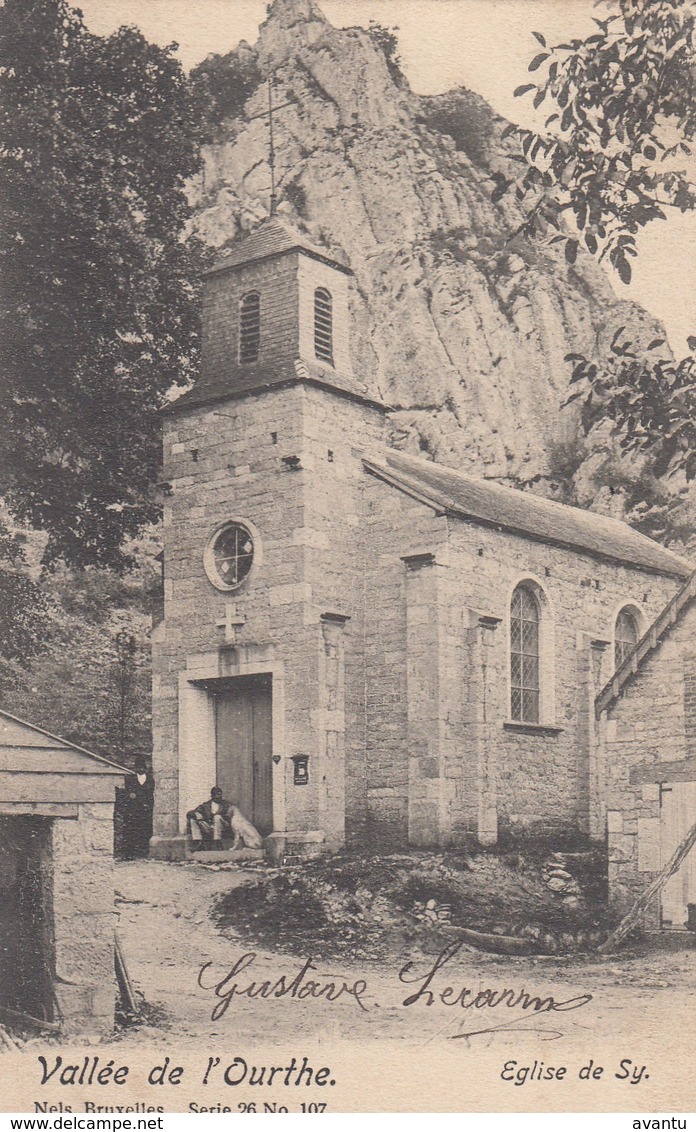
xmin=314 ymin=287 xmax=333 ymax=364
xmin=239 ymin=291 xmax=260 ymax=363
xmin=615 ymin=608 xmax=639 ymax=669
xmin=511 ymin=585 xmax=540 ymax=723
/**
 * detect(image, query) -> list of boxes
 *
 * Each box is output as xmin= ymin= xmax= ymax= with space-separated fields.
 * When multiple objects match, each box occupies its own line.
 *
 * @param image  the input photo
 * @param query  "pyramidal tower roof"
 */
xmin=205 ymin=217 xmax=352 ymax=277
xmin=167 ymin=215 xmax=383 ymax=414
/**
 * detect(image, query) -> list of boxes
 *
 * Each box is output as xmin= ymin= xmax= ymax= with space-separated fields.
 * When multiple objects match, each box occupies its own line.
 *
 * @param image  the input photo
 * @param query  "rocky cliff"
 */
xmin=187 ymin=0 xmax=663 ymax=501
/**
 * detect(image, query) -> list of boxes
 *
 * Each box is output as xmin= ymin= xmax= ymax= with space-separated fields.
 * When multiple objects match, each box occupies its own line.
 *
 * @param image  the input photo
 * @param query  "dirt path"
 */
xmin=115 ymin=859 xmax=696 ymax=1058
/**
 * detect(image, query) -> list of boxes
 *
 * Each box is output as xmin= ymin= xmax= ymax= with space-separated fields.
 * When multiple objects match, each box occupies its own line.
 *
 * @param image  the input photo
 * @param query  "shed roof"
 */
xmin=204 ymin=217 xmax=352 ymax=278
xmin=0 ymin=709 xmax=128 ymax=777
xmin=364 ymin=449 xmax=692 ymax=579
xmin=596 ymin=570 xmax=696 ymax=717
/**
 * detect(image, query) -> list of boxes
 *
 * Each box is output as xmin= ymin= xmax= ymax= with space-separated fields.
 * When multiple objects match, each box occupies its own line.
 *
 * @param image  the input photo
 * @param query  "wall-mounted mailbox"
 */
xmin=291 ymin=755 xmax=309 ymax=785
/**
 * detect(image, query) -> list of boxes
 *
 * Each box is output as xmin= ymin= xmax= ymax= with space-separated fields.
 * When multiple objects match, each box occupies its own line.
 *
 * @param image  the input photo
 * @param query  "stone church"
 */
xmin=151 ymin=216 xmax=692 ymax=867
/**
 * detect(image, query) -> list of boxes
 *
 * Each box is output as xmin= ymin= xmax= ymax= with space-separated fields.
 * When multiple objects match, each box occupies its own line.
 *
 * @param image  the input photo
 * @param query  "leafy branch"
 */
xmin=564 ymin=331 xmax=696 ymax=481
xmin=496 ymin=0 xmax=696 ymax=282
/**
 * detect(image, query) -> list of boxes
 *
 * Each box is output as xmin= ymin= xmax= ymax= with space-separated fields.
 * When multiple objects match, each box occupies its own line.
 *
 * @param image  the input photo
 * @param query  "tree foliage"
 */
xmin=0 ymin=0 xmax=206 ymax=571
xmin=497 ymin=0 xmax=695 ymax=283
xmin=0 ymin=527 xmax=53 ymax=682
xmin=490 ymin=0 xmax=696 ymax=527
xmin=0 ymin=542 xmax=158 ymax=757
xmin=566 ymin=333 xmax=696 ymax=483
xmin=189 ymin=45 xmax=262 ymax=144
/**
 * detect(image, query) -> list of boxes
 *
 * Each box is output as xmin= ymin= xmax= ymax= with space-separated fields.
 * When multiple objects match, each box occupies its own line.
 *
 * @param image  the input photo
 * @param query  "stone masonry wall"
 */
xmin=296 ymin=383 xmax=385 ymax=846
xmin=444 ymin=521 xmax=679 ymax=841
xmin=362 ymin=474 xmax=449 ymax=845
xmin=154 ymin=385 xmax=306 ymax=839
xmin=152 ymin=380 xmax=385 ymax=848
xmin=359 ymin=470 xmax=680 ymax=847
xmin=602 ymin=597 xmax=696 ymax=917
xmin=52 ymin=804 xmax=117 ymax=1033
xmin=202 ymin=254 xmax=300 ymax=383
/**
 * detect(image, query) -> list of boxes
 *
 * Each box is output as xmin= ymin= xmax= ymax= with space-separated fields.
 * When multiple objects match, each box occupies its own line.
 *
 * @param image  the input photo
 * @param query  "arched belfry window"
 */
xmin=615 ymin=607 xmax=639 ymax=669
xmin=239 ymin=291 xmax=260 ymax=363
xmin=510 ymin=585 xmax=540 ymax=723
xmin=314 ymin=287 xmax=333 ymax=364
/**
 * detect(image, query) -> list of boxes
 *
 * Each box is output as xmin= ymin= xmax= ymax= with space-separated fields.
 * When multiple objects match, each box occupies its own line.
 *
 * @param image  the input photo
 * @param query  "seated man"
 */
xmin=186 ymin=787 xmax=264 ymax=851
xmin=186 ymin=786 xmax=233 ymax=850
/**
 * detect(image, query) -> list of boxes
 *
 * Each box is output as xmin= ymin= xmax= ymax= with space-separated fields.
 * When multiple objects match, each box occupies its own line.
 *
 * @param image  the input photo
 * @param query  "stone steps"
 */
xmin=186 ymin=846 xmax=265 ymax=864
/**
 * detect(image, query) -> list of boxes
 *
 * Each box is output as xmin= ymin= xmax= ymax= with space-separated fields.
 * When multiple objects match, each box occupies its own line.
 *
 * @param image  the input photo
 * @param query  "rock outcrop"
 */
xmin=188 ymin=0 xmax=662 ymax=494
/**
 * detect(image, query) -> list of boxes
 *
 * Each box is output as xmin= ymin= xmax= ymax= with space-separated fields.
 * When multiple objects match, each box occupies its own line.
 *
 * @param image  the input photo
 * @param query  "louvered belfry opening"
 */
xmin=314 ymin=287 xmax=333 ymax=364
xmin=239 ymin=291 xmax=261 ymax=363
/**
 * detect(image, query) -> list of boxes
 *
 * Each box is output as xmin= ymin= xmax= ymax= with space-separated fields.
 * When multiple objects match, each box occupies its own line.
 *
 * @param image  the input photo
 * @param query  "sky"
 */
xmin=76 ymin=0 xmax=695 ymax=354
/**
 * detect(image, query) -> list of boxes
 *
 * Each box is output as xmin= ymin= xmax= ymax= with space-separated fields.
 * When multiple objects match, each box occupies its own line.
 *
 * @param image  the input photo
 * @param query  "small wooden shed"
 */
xmin=0 ymin=710 xmax=125 ymax=1033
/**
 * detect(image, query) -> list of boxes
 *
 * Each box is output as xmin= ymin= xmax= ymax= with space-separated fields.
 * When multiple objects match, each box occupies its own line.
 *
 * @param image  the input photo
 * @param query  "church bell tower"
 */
xmin=150 ymin=217 xmax=386 ymax=860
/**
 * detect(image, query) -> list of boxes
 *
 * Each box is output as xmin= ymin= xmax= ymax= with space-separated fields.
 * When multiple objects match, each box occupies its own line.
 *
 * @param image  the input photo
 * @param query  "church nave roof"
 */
xmin=364 ymin=448 xmax=693 ymax=580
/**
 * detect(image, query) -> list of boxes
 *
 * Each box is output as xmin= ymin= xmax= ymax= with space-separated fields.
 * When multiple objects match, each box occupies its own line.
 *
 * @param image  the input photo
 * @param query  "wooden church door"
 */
xmin=215 ymin=675 xmax=273 ymax=836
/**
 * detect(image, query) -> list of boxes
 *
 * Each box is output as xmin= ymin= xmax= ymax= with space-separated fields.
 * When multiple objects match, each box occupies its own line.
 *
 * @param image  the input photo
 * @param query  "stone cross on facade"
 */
xmin=216 ymin=603 xmax=246 ymax=645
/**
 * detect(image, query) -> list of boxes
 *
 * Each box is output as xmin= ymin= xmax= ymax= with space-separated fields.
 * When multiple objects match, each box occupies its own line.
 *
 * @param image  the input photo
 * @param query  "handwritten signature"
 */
xmin=198 ymin=954 xmax=369 ymax=1020
xmin=399 ymin=941 xmax=592 ymax=1039
xmin=198 ymin=941 xmax=592 ymax=1040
